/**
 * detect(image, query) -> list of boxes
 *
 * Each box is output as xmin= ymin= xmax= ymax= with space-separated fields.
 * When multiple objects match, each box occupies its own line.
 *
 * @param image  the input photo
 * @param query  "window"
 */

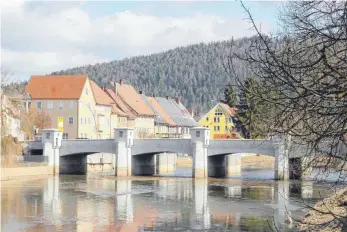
xmin=46 ymin=133 xmax=50 ymax=139
xmin=206 ymin=117 xmax=209 ymax=122
xmin=63 ymin=133 xmax=68 ymax=139
xmin=47 ymin=101 xmax=53 ymax=109
xmin=37 ymin=102 xmax=42 ymax=109
xmin=214 ymin=117 xmax=220 ymax=123
xmin=88 ymin=102 xmax=91 ymax=108
xmin=84 ymin=117 xmax=87 ymax=124
xmin=225 ymin=126 xmax=228 ymax=131
xmin=88 ymin=117 xmax=91 ymax=124
xmin=69 ymin=101 xmax=74 ymax=109
xmin=119 ymin=131 xmax=123 ymax=137
xmin=196 ymin=131 xmax=200 ymax=137
xmin=215 ymin=108 xmax=222 ymax=116
xmin=68 ymin=117 xmax=73 ymax=125
xmin=81 ymin=117 xmax=83 ymax=125
xmin=217 ymin=126 xmax=220 ymax=131
xmin=99 ymin=116 xmax=105 ymax=125
xmin=58 ymin=101 xmax=63 ymax=110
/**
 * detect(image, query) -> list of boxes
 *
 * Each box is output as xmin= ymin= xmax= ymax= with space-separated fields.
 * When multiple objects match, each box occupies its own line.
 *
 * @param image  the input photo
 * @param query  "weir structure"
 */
xmin=28 ymin=127 xmax=317 ymax=180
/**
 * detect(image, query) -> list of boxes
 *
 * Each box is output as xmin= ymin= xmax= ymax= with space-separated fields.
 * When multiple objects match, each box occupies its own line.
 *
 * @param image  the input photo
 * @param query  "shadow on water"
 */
xmin=1 ymin=167 xmax=341 ymax=232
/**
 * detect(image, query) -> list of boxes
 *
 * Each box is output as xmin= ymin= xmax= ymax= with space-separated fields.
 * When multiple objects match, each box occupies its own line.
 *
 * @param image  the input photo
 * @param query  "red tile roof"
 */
xmin=109 ymin=82 xmax=155 ymax=116
xmin=105 ymin=88 xmax=136 ymax=119
xmin=89 ymin=81 xmax=114 ymax=105
xmin=25 ymin=75 xmax=87 ymax=99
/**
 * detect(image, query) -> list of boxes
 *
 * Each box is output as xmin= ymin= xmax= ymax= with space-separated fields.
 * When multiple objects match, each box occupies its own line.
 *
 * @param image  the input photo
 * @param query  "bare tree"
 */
xmin=226 ymin=1 xmax=347 ymax=231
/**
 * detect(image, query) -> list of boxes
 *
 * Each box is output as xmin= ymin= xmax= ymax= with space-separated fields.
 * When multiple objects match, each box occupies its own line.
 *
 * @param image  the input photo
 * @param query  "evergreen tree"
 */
xmin=223 ymin=83 xmax=237 ymax=107
xmin=237 ymin=78 xmax=266 ymax=139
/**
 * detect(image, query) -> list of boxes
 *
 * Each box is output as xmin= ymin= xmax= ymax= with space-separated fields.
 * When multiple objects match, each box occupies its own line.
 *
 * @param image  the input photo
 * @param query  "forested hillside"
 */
xmin=3 ymin=37 xmax=253 ymax=113
xmin=51 ymin=37 xmax=253 ymax=113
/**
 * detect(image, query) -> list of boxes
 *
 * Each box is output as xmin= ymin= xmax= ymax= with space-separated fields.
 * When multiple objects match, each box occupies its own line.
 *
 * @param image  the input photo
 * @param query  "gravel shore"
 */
xmin=297 ymin=187 xmax=347 ymax=232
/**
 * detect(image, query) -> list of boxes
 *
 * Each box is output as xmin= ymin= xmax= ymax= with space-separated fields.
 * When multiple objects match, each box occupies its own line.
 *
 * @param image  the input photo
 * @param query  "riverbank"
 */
xmin=176 ymin=155 xmax=275 ymax=169
xmin=298 ymin=187 xmax=347 ymax=232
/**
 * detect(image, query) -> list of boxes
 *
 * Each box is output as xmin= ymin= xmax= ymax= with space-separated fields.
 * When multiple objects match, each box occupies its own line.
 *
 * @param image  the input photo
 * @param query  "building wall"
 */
xmin=27 ymin=99 xmax=78 ymax=139
xmin=127 ymin=118 xmax=135 ymax=128
xmin=78 ymin=79 xmax=98 ymax=139
xmin=155 ymin=124 xmax=169 ymax=138
xmin=135 ymin=116 xmax=155 ymax=138
xmin=199 ymin=105 xmax=234 ymax=139
xmin=95 ymin=105 xmax=112 ymax=139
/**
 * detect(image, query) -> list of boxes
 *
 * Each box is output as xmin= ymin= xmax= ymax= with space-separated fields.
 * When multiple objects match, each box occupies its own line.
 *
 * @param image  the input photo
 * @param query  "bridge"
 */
xmin=27 ymin=127 xmax=315 ymax=180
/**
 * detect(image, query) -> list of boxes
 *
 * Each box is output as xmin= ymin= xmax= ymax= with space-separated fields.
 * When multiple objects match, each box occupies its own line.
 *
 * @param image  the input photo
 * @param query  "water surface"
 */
xmin=1 ymin=168 xmax=338 ymax=232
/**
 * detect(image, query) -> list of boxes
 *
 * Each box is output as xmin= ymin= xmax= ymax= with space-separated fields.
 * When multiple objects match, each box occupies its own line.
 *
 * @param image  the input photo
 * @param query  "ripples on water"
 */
xmin=1 ymin=168 xmax=341 ymax=232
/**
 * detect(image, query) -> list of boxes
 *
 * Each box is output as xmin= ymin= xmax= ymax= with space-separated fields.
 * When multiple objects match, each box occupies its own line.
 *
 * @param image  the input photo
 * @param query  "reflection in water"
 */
xmin=1 ymin=169 xmax=335 ymax=232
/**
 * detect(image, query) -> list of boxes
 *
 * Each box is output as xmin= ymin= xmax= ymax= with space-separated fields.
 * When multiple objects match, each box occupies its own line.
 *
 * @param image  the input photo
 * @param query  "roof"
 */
xmin=110 ymin=82 xmax=155 ymax=116
xmin=155 ymin=97 xmax=197 ymax=127
xmin=219 ymin=103 xmax=237 ymax=116
xmin=144 ymin=96 xmax=176 ymax=126
xmin=111 ymin=104 xmax=127 ymax=116
xmin=105 ymin=88 xmax=136 ymax=119
xmin=90 ymin=81 xmax=114 ymax=106
xmin=25 ymin=75 xmax=87 ymax=99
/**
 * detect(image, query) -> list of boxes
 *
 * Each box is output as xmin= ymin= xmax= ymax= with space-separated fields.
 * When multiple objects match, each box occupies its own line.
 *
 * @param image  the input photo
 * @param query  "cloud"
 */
xmin=1 ymin=1 xmax=271 ymax=81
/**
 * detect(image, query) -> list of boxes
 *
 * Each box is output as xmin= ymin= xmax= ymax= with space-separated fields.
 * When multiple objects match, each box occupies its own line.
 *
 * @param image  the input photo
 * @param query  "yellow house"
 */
xmin=198 ymin=103 xmax=238 ymax=139
xmin=24 ymin=75 xmax=113 ymax=139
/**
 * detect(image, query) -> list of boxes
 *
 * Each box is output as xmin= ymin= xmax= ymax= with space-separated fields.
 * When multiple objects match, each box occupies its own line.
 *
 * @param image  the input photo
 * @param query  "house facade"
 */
xmin=24 ymin=75 xmax=114 ymax=139
xmin=198 ymin=103 xmax=240 ymax=139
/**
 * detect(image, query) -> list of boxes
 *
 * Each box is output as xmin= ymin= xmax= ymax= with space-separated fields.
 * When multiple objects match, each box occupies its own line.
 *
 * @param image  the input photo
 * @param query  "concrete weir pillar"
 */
xmin=274 ymin=135 xmax=291 ymax=180
xmin=156 ymin=153 xmax=177 ymax=175
xmin=225 ymin=154 xmax=242 ymax=176
xmin=114 ymin=128 xmax=134 ymax=176
xmin=42 ymin=129 xmax=62 ymax=175
xmin=191 ymin=127 xmax=210 ymax=178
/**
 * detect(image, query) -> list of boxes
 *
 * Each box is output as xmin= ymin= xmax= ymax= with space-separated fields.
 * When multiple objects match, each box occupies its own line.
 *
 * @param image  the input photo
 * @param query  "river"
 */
xmin=1 ymin=167 xmax=342 ymax=232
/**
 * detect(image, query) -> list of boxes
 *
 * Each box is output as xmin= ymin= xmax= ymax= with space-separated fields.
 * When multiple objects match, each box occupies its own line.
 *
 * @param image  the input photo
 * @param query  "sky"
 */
xmin=1 ymin=0 xmax=284 ymax=81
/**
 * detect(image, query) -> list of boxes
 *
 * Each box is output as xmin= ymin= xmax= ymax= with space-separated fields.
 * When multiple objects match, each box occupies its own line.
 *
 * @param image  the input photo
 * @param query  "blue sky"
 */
xmin=1 ymin=1 xmax=283 ymax=81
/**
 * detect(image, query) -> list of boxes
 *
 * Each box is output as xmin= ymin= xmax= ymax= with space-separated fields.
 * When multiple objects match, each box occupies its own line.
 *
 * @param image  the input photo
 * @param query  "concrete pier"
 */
xmin=225 ymin=155 xmax=241 ymax=176
xmin=42 ymin=129 xmax=62 ymax=175
xmin=156 ymin=153 xmax=176 ymax=175
xmin=191 ymin=127 xmax=209 ymax=178
xmin=114 ymin=128 xmax=134 ymax=176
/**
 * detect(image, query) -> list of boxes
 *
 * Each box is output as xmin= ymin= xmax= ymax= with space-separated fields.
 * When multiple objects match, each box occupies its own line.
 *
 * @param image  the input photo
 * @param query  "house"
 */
xmin=1 ymin=93 xmax=23 ymax=140
xmin=140 ymin=94 xmax=177 ymax=138
xmin=24 ymin=75 xmax=114 ymax=139
xmin=106 ymin=80 xmax=156 ymax=138
xmin=155 ymin=96 xmax=197 ymax=138
xmin=198 ymin=102 xmax=240 ymax=139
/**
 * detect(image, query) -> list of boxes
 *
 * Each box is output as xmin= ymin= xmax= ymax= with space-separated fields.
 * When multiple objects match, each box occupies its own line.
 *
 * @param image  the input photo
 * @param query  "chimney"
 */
xmin=139 ymin=90 xmax=143 ymax=95
xmin=153 ymin=94 xmax=155 ymax=98
xmin=102 ymin=86 xmax=105 ymax=91
xmin=119 ymin=79 xmax=123 ymax=85
xmin=188 ymin=108 xmax=194 ymax=117
xmin=113 ymin=81 xmax=118 ymax=95
xmin=176 ymin=96 xmax=181 ymax=104
xmin=166 ymin=96 xmax=170 ymax=100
